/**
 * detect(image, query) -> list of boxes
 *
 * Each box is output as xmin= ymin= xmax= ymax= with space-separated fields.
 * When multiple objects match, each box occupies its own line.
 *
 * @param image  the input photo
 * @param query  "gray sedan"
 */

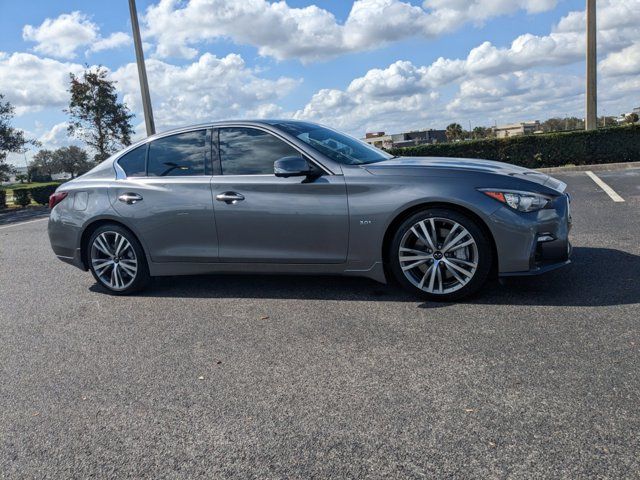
xmin=48 ymin=120 xmax=572 ymax=301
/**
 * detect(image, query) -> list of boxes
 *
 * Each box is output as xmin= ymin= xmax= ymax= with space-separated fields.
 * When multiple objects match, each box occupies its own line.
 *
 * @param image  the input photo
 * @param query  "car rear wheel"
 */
xmin=88 ymin=224 xmax=150 ymax=295
xmin=389 ymin=208 xmax=492 ymax=301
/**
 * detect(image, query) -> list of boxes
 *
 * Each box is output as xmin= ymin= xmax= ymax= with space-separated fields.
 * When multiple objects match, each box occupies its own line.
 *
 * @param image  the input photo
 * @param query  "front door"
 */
xmin=211 ymin=127 xmax=349 ymax=264
xmin=111 ymin=129 xmax=218 ymax=263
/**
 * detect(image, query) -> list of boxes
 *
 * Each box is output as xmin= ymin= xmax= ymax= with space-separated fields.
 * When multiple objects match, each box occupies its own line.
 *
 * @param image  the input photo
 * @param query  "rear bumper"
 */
xmin=55 ymin=248 xmax=86 ymax=270
xmin=48 ymin=209 xmax=87 ymax=271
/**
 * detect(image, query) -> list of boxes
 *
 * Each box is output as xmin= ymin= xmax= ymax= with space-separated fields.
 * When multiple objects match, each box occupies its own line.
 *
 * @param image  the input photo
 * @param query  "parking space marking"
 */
xmin=0 ymin=217 xmax=49 ymax=230
xmin=585 ymin=171 xmax=625 ymax=203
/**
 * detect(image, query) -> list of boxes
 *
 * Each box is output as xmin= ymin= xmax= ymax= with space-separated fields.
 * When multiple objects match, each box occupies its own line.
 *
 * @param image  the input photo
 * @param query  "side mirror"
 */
xmin=274 ymin=156 xmax=320 ymax=178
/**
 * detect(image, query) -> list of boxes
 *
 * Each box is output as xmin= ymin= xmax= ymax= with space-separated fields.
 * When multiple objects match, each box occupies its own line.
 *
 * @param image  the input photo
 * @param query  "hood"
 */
xmin=366 ymin=156 xmax=566 ymax=192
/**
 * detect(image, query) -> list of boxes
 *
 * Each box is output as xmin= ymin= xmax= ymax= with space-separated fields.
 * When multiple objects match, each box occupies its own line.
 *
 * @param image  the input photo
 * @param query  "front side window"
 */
xmin=273 ymin=121 xmax=392 ymax=165
xmin=118 ymin=145 xmax=146 ymax=177
xmin=147 ymin=130 xmax=207 ymax=177
xmin=219 ymin=127 xmax=299 ymax=175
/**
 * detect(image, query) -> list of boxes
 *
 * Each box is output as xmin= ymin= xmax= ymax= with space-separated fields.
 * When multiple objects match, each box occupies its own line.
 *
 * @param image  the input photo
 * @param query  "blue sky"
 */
xmin=1 ymin=0 xmax=639 ymax=164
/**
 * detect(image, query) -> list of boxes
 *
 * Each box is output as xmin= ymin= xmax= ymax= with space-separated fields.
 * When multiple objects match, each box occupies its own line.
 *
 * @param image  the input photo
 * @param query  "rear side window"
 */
xmin=148 ymin=130 xmax=207 ymax=177
xmin=219 ymin=127 xmax=299 ymax=175
xmin=118 ymin=145 xmax=146 ymax=177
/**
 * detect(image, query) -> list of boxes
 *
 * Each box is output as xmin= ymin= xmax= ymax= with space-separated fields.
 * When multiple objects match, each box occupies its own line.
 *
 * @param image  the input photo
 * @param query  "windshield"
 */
xmin=273 ymin=121 xmax=393 ymax=165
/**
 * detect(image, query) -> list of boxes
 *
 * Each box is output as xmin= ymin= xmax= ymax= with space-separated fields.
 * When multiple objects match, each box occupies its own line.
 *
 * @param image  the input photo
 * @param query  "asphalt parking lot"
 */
xmin=1 ymin=168 xmax=638 ymax=479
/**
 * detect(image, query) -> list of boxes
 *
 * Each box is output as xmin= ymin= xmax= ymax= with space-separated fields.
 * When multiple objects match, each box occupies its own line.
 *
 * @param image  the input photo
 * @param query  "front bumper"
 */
xmin=499 ymin=242 xmax=572 ymax=277
xmin=492 ymin=192 xmax=572 ymax=276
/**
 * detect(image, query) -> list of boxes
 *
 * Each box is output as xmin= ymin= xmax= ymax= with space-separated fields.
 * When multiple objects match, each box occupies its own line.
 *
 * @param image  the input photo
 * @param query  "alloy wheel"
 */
xmin=398 ymin=217 xmax=479 ymax=295
xmin=90 ymin=231 xmax=138 ymax=291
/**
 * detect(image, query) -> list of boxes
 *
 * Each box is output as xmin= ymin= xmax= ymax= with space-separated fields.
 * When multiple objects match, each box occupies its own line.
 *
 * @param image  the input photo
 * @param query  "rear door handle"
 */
xmin=118 ymin=192 xmax=143 ymax=205
xmin=216 ymin=192 xmax=245 ymax=204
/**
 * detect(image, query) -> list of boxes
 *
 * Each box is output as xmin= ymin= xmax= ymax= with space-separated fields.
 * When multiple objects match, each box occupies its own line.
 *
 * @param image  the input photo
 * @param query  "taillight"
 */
xmin=49 ymin=191 xmax=68 ymax=209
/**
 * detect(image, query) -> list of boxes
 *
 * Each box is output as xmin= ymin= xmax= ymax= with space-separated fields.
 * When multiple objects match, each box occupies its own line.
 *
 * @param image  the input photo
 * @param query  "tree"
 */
xmin=445 ymin=123 xmax=464 ymax=142
xmin=541 ymin=117 xmax=564 ymax=133
xmin=599 ymin=116 xmax=618 ymax=128
xmin=66 ymin=67 xmax=134 ymax=163
xmin=471 ymin=126 xmax=492 ymax=140
xmin=52 ymin=146 xmax=92 ymax=178
xmin=15 ymin=173 xmax=28 ymax=183
xmin=542 ymin=117 xmax=584 ymax=132
xmin=29 ymin=150 xmax=58 ymax=181
xmin=0 ymin=94 xmax=35 ymax=182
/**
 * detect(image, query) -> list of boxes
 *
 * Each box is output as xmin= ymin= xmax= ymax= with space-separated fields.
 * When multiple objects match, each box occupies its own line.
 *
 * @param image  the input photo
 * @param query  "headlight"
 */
xmin=480 ymin=189 xmax=551 ymax=212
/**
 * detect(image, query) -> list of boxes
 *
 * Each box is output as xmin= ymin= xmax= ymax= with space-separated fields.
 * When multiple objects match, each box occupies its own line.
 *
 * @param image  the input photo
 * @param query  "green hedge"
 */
xmin=0 ymin=189 xmax=6 ymax=209
xmin=29 ymin=184 xmax=58 ymax=205
xmin=5 ymin=182 xmax=63 ymax=207
xmin=12 ymin=188 xmax=31 ymax=207
xmin=390 ymin=125 xmax=640 ymax=168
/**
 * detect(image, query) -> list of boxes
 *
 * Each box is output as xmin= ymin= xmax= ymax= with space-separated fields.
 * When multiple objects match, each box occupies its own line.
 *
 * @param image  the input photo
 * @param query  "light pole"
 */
xmin=585 ymin=0 xmax=597 ymax=131
xmin=129 ymin=0 xmax=156 ymax=136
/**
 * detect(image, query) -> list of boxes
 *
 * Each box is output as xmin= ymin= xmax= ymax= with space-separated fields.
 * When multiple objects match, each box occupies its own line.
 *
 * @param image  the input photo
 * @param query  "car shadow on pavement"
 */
xmin=476 ymin=246 xmax=640 ymax=307
xmin=0 ymin=206 xmax=49 ymax=225
xmin=112 ymin=247 xmax=639 ymax=308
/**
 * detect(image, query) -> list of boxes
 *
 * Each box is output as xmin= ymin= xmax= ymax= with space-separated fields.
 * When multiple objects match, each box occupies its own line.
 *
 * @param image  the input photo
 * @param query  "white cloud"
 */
xmin=555 ymin=0 xmax=639 ymax=32
xmin=293 ymin=61 xmax=442 ymax=134
xmin=421 ymin=0 xmax=559 ymax=34
xmin=142 ymin=0 xmax=560 ymax=62
xmin=0 ymin=52 xmax=85 ymax=114
xmin=600 ymin=42 xmax=640 ymax=77
xmin=294 ymin=66 xmax=589 ymax=135
xmin=6 ymin=0 xmax=640 ymax=146
xmin=112 ymin=53 xmax=301 ymax=131
xmin=91 ymin=32 xmax=131 ymax=53
xmin=22 ymin=11 xmax=130 ymax=59
xmin=446 ymin=72 xmax=584 ymax=120
xmin=0 ymin=48 xmax=299 ymax=136
xmin=23 ymin=12 xmax=96 ymax=59
xmin=293 ymin=0 xmax=640 ymax=134
xmin=37 ymin=122 xmax=83 ymax=150
xmin=454 ymin=0 xmax=640 ymax=80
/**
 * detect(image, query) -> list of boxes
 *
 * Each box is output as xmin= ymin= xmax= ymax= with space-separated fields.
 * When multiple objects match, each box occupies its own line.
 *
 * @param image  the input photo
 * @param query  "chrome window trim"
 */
xmin=113 ymin=121 xmax=341 ymax=180
xmin=115 ymin=126 xmax=209 ymax=180
xmin=130 ymin=175 xmax=213 ymax=180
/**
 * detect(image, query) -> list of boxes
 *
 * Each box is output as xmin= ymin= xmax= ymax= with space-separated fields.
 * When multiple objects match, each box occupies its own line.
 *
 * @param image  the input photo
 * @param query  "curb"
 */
xmin=537 ymin=161 xmax=640 ymax=173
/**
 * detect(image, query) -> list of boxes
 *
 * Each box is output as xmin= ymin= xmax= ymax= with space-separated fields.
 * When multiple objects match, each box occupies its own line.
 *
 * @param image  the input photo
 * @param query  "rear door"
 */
xmin=211 ymin=126 xmax=349 ymax=264
xmin=111 ymin=129 xmax=218 ymax=263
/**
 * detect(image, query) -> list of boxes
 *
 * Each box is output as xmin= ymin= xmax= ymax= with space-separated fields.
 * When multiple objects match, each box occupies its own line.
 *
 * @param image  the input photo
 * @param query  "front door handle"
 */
xmin=216 ymin=192 xmax=245 ymax=204
xmin=118 ymin=192 xmax=143 ymax=205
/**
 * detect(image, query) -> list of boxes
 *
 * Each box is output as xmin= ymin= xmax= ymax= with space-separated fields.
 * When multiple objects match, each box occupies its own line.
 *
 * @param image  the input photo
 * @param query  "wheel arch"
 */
xmin=381 ymin=202 xmax=499 ymax=276
xmin=79 ymin=218 xmax=146 ymax=270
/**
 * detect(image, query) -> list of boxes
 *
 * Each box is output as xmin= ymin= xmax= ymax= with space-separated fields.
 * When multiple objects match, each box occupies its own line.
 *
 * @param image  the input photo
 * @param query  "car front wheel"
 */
xmin=389 ymin=208 xmax=493 ymax=301
xmin=88 ymin=224 xmax=150 ymax=295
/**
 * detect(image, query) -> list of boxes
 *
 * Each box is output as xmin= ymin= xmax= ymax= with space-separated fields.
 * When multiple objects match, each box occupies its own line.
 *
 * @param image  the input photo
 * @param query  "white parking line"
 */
xmin=0 ymin=217 xmax=49 ymax=230
xmin=585 ymin=171 xmax=625 ymax=203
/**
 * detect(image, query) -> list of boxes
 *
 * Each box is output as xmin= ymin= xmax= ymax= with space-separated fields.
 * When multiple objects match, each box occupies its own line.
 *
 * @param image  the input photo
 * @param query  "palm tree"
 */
xmin=446 ymin=123 xmax=464 ymax=142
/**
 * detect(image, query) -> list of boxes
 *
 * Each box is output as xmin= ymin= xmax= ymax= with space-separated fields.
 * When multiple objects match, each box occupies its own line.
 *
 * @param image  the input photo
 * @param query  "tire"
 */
xmin=87 ymin=224 xmax=150 ymax=295
xmin=388 ymin=208 xmax=492 ymax=301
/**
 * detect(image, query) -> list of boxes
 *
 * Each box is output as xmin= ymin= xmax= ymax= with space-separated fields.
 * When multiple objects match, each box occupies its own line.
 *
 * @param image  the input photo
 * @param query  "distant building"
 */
xmin=52 ymin=172 xmax=72 ymax=181
xmin=364 ymin=132 xmax=394 ymax=149
xmin=617 ymin=108 xmax=640 ymax=123
xmin=363 ymin=128 xmax=446 ymax=149
xmin=493 ymin=121 xmax=541 ymax=139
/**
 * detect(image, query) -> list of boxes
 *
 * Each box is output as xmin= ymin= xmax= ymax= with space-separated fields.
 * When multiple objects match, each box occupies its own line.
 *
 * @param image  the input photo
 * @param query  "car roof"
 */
xmin=149 ymin=119 xmax=320 ymax=138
